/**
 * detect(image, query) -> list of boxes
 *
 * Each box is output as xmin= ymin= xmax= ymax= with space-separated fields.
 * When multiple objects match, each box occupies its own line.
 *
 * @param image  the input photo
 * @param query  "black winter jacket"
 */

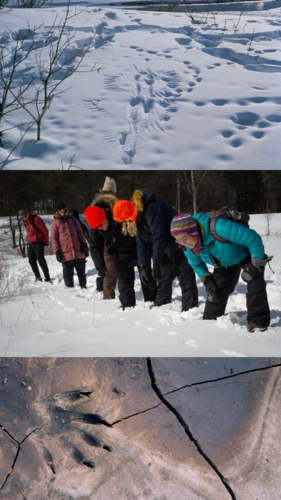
xmin=135 ymin=192 xmax=183 ymax=265
xmin=88 ymin=201 xmax=138 ymax=271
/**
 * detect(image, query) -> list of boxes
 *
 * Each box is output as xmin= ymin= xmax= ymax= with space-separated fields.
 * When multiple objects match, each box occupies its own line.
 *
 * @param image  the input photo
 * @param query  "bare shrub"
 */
xmin=0 ymin=253 xmax=31 ymax=302
xmin=11 ymin=2 xmax=103 ymax=142
xmin=13 ymin=0 xmax=52 ymax=7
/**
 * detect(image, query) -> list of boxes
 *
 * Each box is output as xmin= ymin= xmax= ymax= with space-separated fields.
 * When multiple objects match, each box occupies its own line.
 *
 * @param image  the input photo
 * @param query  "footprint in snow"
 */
xmin=105 ymin=12 xmax=116 ymax=19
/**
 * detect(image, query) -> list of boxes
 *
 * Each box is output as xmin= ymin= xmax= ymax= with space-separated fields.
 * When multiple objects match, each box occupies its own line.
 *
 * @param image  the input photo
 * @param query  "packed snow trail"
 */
xmin=0 ymin=214 xmax=280 ymax=357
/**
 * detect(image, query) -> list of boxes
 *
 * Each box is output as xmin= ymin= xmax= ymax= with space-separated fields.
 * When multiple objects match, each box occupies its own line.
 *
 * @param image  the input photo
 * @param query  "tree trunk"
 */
xmin=191 ymin=171 xmax=197 ymax=215
xmin=17 ymin=215 xmax=26 ymax=258
xmin=8 ymin=216 xmax=17 ymax=248
xmin=177 ymin=177 xmax=181 ymax=213
xmin=37 ymin=119 xmax=41 ymax=141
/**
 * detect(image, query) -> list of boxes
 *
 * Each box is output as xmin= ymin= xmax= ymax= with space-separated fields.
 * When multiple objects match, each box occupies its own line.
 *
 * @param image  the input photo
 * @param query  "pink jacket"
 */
xmin=51 ymin=215 xmax=86 ymax=263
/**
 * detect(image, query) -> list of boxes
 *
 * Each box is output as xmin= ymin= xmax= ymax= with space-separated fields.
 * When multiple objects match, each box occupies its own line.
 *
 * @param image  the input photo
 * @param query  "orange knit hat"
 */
xmin=84 ymin=206 xmax=106 ymax=228
xmin=113 ymin=200 xmax=137 ymax=223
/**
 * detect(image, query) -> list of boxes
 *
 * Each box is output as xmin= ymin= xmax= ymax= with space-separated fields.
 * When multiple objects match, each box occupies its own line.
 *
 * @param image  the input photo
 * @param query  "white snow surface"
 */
xmin=1 ymin=1 xmax=281 ymax=169
xmin=0 ymin=212 xmax=280 ymax=357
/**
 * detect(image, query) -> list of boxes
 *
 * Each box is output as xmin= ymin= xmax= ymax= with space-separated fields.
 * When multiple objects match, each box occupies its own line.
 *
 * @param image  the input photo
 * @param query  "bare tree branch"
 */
xmin=0 ymin=119 xmax=35 ymax=170
xmin=0 ymin=23 xmax=44 ymax=145
xmin=13 ymin=1 xmax=102 ymax=140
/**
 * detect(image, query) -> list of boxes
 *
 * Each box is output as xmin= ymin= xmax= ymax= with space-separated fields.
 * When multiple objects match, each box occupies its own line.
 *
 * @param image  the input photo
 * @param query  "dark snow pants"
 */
xmin=203 ymin=262 xmax=270 ymax=327
xmin=155 ymin=253 xmax=198 ymax=311
xmin=113 ymin=259 xmax=157 ymax=309
xmin=96 ymin=276 xmax=104 ymax=292
xmin=62 ymin=258 xmax=86 ymax=288
xmin=103 ymin=243 xmax=117 ymax=299
xmin=28 ymin=242 xmax=50 ymax=281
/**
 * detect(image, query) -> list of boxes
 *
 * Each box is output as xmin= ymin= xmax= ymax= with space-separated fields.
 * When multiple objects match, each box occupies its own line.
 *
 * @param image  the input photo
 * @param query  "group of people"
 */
xmin=18 ymin=177 xmax=272 ymax=332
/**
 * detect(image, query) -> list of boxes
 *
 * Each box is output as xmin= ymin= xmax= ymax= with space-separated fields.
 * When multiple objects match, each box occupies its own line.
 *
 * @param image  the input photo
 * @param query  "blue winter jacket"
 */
xmin=183 ymin=213 xmax=265 ymax=280
xmin=136 ymin=193 xmax=183 ymax=265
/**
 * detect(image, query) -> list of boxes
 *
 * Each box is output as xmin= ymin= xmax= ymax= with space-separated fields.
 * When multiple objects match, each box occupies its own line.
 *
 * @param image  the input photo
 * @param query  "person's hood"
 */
xmin=53 ymin=211 xmax=69 ymax=220
xmin=131 ymin=190 xmax=157 ymax=212
xmin=91 ymin=193 xmax=118 ymax=210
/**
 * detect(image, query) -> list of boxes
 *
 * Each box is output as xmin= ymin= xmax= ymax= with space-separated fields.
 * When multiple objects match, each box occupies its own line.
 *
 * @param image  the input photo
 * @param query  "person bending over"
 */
xmin=85 ymin=194 xmax=157 ymax=310
xmin=170 ymin=213 xmax=271 ymax=332
xmin=112 ymin=190 xmax=198 ymax=312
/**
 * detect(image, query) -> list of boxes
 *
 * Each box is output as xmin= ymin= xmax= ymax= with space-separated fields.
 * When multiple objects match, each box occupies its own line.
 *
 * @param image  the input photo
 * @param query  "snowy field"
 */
xmin=0 ymin=212 xmax=280 ymax=357
xmin=0 ymin=0 xmax=281 ymax=169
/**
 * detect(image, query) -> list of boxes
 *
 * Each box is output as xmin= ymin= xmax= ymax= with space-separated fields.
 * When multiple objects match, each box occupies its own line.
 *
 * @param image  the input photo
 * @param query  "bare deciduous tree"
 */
xmin=181 ymin=171 xmax=208 ymax=215
xmin=8 ymin=215 xmax=17 ymax=248
xmin=10 ymin=2 xmax=102 ymax=141
xmin=0 ymin=0 xmax=10 ymax=10
xmin=0 ymin=23 xmax=43 ymax=146
xmin=261 ymin=192 xmax=276 ymax=236
xmin=16 ymin=214 xmax=26 ymax=257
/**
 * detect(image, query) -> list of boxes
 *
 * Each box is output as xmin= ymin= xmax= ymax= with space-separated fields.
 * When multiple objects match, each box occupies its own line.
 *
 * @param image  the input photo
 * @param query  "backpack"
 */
xmin=206 ymin=206 xmax=250 ymax=243
xmin=71 ymin=215 xmax=88 ymax=256
xmin=30 ymin=214 xmax=40 ymax=232
xmin=70 ymin=215 xmax=79 ymax=235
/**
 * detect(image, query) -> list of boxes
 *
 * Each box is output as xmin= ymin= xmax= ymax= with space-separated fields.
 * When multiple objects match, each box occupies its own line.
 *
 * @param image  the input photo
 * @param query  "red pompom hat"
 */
xmin=84 ymin=206 xmax=106 ymax=229
xmin=113 ymin=200 xmax=137 ymax=223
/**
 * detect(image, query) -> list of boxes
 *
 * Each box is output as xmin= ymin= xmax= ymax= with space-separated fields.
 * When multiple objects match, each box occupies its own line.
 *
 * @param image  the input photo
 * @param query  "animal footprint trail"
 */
xmin=119 ymin=66 xmax=184 ymax=164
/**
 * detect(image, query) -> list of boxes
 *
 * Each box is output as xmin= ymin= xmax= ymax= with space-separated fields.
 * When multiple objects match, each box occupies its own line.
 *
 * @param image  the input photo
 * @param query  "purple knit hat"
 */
xmin=171 ymin=214 xmax=202 ymax=254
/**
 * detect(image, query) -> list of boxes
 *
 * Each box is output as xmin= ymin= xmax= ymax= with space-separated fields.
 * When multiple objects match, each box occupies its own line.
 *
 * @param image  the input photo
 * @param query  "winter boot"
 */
xmin=247 ymin=322 xmax=268 ymax=333
xmin=35 ymin=276 xmax=43 ymax=282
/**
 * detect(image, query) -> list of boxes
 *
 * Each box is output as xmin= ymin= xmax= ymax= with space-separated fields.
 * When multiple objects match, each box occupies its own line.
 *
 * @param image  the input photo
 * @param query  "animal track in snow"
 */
xmin=218 ymin=103 xmax=279 ymax=148
xmin=119 ymin=66 xmax=184 ymax=164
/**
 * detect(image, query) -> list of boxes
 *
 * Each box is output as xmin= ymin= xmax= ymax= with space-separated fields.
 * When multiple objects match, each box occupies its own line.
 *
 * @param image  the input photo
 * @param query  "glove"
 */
xmin=80 ymin=241 xmax=88 ymax=253
xmin=56 ymin=251 xmax=63 ymax=262
xmin=97 ymin=265 xmax=108 ymax=279
xmin=202 ymin=273 xmax=220 ymax=304
xmin=251 ymin=255 xmax=273 ymax=268
xmin=152 ymin=263 xmax=162 ymax=281
xmin=139 ymin=265 xmax=152 ymax=286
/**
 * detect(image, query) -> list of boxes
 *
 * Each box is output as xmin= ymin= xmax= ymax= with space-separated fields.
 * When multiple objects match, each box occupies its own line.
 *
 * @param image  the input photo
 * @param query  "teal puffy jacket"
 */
xmin=184 ymin=213 xmax=265 ymax=279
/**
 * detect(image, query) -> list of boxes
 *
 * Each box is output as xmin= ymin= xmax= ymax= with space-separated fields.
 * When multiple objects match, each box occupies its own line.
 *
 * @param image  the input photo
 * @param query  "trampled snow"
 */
xmin=0 ymin=213 xmax=280 ymax=357
xmin=0 ymin=0 xmax=281 ymax=169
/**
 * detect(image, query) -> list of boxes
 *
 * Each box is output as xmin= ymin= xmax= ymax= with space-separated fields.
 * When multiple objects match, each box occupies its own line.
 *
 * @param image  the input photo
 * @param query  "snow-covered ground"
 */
xmin=1 ymin=0 xmax=281 ymax=169
xmin=0 ymin=212 xmax=280 ymax=357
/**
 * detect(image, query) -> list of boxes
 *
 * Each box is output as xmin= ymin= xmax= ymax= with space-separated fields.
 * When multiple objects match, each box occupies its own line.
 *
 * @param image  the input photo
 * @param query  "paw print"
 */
xmin=36 ymin=390 xmax=113 ymax=473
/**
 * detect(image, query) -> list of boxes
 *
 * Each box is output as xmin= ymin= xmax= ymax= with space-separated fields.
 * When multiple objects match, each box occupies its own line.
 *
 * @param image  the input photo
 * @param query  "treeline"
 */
xmin=0 ymin=170 xmax=280 ymax=216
